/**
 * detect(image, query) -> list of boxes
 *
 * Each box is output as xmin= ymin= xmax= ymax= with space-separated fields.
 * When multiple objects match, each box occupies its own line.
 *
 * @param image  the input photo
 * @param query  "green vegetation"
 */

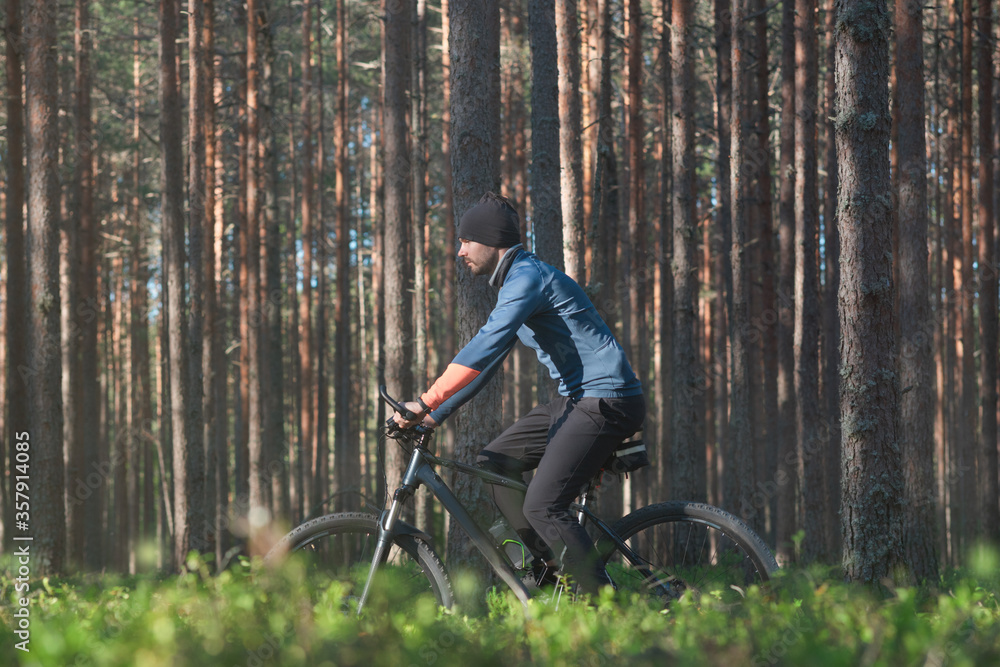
xmin=2 ymin=550 xmax=999 ymax=666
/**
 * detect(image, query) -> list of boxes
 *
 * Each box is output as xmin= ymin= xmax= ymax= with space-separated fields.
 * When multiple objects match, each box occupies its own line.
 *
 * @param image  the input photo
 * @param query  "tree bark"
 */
xmin=298 ymin=0 xmax=315 ymax=516
xmin=446 ymin=0 xmax=503 ymax=582
xmin=977 ymin=0 xmax=998 ymax=541
xmin=625 ymin=0 xmax=647 ymax=502
xmin=835 ymin=0 xmax=904 ymax=584
xmin=130 ymin=13 xmax=152 ymax=573
xmin=160 ymin=0 xmax=199 ymax=568
xmin=383 ymin=0 xmax=413 ymax=502
xmin=24 ymin=0 xmax=66 ymax=573
xmin=821 ymin=0 xmax=841 ymax=560
xmin=958 ymin=0 xmax=977 ymax=549
xmin=794 ymin=0 xmax=822 ymax=562
xmin=3 ymin=0 xmax=27 ymax=554
xmin=245 ymin=0 xmax=268 ymax=533
xmin=714 ymin=0 xmax=733 ymax=516
xmin=670 ymin=0 xmax=703 ymax=505
xmin=187 ymin=0 xmax=207 ymax=554
xmin=776 ymin=0 xmax=797 ymax=563
xmin=727 ymin=0 xmax=755 ymax=526
xmin=528 ymin=0 xmax=562 ymax=267
xmin=261 ymin=0 xmax=285 ymax=521
xmin=442 ymin=0 xmax=456 ymax=365
xmin=334 ymin=0 xmax=356 ymax=512
xmin=557 ymin=0 xmax=585 ymax=280
xmin=894 ymin=0 xmax=938 ymax=582
xmin=314 ymin=0 xmax=328 ymax=518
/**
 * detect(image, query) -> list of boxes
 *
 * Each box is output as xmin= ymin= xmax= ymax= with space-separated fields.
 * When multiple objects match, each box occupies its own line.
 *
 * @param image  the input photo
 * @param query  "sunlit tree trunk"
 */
xmin=245 ymin=0 xmax=269 ymax=534
xmin=557 ymin=0 xmax=585 ymax=280
xmin=3 ymin=0 xmax=27 ymax=551
xmin=159 ymin=0 xmax=200 ymax=568
xmin=25 ymin=0 xmax=66 ymax=573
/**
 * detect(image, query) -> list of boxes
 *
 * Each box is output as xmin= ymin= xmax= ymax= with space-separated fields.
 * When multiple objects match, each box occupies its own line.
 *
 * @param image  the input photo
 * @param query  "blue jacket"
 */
xmin=421 ymin=246 xmax=642 ymax=423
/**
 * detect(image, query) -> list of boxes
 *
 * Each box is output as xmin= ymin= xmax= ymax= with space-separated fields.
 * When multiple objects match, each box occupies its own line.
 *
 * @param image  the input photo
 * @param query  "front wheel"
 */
xmin=597 ymin=501 xmax=779 ymax=606
xmin=265 ymin=512 xmax=454 ymax=610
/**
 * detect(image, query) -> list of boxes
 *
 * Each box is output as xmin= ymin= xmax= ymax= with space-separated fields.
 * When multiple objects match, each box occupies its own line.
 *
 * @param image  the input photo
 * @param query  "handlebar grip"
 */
xmin=379 ymin=384 xmax=420 ymax=421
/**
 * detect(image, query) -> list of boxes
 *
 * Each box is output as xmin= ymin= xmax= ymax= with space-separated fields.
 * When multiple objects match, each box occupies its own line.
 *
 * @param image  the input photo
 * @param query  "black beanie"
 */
xmin=457 ymin=194 xmax=521 ymax=248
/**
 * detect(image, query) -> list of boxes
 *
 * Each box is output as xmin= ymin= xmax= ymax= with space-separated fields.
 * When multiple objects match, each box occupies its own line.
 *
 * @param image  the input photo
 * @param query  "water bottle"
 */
xmin=489 ymin=517 xmax=533 ymax=570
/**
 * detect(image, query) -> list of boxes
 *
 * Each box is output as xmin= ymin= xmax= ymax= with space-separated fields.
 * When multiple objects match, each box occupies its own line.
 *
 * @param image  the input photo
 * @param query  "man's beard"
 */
xmin=468 ymin=257 xmax=497 ymax=276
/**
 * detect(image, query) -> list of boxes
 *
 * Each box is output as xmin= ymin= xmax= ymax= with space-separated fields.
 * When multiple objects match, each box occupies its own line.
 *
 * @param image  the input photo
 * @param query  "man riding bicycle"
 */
xmin=393 ymin=192 xmax=645 ymax=595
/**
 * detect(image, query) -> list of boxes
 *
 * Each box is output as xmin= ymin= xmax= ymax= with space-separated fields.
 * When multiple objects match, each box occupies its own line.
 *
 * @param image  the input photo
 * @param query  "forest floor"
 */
xmin=2 ymin=548 xmax=999 ymax=666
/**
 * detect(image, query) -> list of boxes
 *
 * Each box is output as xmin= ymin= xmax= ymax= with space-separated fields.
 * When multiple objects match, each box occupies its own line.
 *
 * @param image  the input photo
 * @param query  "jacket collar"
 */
xmin=489 ymin=244 xmax=525 ymax=288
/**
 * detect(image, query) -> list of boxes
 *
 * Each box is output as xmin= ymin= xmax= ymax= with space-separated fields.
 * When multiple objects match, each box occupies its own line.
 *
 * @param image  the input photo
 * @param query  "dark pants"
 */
xmin=477 ymin=394 xmax=645 ymax=594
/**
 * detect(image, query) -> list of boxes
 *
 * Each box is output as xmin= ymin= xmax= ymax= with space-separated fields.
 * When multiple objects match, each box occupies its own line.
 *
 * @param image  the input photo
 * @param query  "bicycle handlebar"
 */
xmin=378 ymin=385 xmax=420 ymax=422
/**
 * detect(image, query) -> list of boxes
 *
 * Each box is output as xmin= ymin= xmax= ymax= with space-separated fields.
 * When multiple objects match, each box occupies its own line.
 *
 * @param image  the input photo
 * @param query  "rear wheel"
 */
xmin=265 ymin=512 xmax=454 ymax=610
xmin=597 ymin=502 xmax=779 ymax=606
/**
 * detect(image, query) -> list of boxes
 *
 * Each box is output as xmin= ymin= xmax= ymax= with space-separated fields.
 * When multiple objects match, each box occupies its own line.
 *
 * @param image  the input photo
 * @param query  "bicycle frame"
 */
xmin=355 ymin=428 xmax=661 ymax=614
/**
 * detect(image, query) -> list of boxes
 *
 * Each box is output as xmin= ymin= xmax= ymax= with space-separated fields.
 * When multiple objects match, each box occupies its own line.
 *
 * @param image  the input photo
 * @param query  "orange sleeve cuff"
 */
xmin=421 ymin=363 xmax=481 ymax=409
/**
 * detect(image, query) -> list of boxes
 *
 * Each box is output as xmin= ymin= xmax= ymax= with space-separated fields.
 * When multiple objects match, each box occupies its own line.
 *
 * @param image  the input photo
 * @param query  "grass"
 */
xmin=1 ymin=548 xmax=999 ymax=666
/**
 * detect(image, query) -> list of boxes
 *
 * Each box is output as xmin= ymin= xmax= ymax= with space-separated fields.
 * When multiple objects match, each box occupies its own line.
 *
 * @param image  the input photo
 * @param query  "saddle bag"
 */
xmin=602 ymin=437 xmax=649 ymax=475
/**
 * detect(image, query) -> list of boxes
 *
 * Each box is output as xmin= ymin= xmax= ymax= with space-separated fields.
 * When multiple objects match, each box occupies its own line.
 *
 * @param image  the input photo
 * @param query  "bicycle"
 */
xmin=265 ymin=386 xmax=779 ymax=614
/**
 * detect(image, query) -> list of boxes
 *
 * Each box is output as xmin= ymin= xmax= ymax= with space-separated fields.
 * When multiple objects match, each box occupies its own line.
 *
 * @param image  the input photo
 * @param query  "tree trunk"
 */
xmin=412 ymin=0 xmax=428 ymax=403
xmin=245 ymin=0 xmax=268 ymax=536
xmin=442 ymin=0 xmax=456 ymax=365
xmin=160 ymin=0 xmax=199 ymax=568
xmin=528 ymin=0 xmax=562 ymax=267
xmin=383 ymin=0 xmax=414 ymax=501
xmin=625 ymin=0 xmax=647 ymax=510
xmin=714 ymin=0 xmax=733 ymax=516
xmin=72 ymin=0 xmax=103 ymax=570
xmin=958 ymin=0 xmax=977 ymax=549
xmin=794 ymin=0 xmax=822 ymax=562
xmin=446 ymin=0 xmax=503 ymax=582
xmin=202 ymin=0 xmax=221 ymax=563
xmin=821 ymin=0 xmax=841 ymax=560
xmin=557 ymin=0 xmax=585 ymax=280
xmin=25 ymin=0 xmax=66 ymax=573
xmin=835 ymin=0 xmax=904 ymax=585
xmin=776 ymin=0 xmax=797 ymax=563
xmin=976 ymin=0 xmax=998 ymax=542
xmin=670 ymin=0 xmax=704 ymax=505
xmin=894 ymin=0 xmax=938 ymax=582
xmin=334 ymin=0 xmax=356 ymax=512
xmin=261 ymin=0 xmax=285 ymax=521
xmin=727 ymin=0 xmax=755 ymax=526
xmin=187 ymin=0 xmax=208 ymax=554
xmin=3 ymin=0 xmax=27 ymax=554
xmin=130 ymin=13 xmax=151 ymax=573
xmin=299 ymin=0 xmax=315 ymax=517
xmin=314 ymin=0 xmax=329 ymax=518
